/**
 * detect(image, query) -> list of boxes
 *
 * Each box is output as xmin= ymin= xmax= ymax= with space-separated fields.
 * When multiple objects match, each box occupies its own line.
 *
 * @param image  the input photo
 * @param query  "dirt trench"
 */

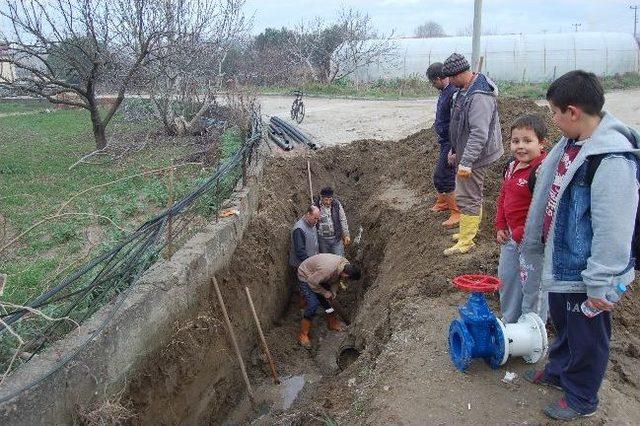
xmin=122 ymin=98 xmax=640 ymax=425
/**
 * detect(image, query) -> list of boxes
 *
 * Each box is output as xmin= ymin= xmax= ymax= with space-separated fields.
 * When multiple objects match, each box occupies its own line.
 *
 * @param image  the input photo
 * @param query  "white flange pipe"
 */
xmin=496 ymin=312 xmax=549 ymax=366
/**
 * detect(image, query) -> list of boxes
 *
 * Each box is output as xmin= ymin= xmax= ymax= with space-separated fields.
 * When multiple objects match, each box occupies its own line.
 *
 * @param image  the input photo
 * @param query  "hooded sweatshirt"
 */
xmin=520 ymin=111 xmax=640 ymax=305
xmin=495 ymin=152 xmax=547 ymax=244
xmin=449 ymin=73 xmax=504 ymax=169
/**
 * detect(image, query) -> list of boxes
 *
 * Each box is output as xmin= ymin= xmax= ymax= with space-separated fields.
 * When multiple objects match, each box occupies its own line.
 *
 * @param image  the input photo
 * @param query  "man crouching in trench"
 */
xmin=296 ymin=253 xmax=361 ymax=349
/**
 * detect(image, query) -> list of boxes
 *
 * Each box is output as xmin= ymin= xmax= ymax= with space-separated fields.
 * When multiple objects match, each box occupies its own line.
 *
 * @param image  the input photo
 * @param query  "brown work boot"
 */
xmin=441 ymin=192 xmax=460 ymax=228
xmin=429 ymin=193 xmax=448 ymax=212
xmin=298 ymin=318 xmax=312 ymax=349
xmin=326 ymin=313 xmax=346 ymax=332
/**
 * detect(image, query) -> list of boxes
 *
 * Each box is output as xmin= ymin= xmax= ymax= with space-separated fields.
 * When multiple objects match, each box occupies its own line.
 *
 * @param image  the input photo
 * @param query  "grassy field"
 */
xmin=0 ymin=98 xmax=51 ymax=114
xmin=261 ymin=72 xmax=640 ymax=100
xmin=0 ymin=106 xmax=242 ymax=305
xmin=262 ymin=76 xmax=439 ymax=100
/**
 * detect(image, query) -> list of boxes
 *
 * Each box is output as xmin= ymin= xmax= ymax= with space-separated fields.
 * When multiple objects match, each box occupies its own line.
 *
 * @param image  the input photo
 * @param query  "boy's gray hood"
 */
xmin=581 ymin=111 xmax=640 ymax=157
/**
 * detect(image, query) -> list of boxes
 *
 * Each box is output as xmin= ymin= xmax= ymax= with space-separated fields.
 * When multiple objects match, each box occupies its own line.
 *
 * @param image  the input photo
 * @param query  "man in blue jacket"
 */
xmin=426 ymin=62 xmax=459 ymax=228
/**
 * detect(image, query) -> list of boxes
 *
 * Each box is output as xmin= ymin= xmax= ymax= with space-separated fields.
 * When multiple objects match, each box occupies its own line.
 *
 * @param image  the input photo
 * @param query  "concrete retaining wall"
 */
xmin=0 ymin=144 xmax=270 ymax=425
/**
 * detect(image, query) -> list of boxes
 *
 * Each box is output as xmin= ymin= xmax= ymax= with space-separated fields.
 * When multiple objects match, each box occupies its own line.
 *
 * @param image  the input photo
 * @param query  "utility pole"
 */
xmin=572 ymin=23 xmax=581 ymax=32
xmin=631 ymin=5 xmax=639 ymax=40
xmin=471 ymin=0 xmax=483 ymax=72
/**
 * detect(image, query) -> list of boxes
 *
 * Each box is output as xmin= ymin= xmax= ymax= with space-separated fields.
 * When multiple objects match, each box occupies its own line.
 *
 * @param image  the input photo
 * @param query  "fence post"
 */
xmin=241 ymin=142 xmax=248 ymax=187
xmin=215 ymin=177 xmax=221 ymax=222
xmin=165 ymin=164 xmax=175 ymax=259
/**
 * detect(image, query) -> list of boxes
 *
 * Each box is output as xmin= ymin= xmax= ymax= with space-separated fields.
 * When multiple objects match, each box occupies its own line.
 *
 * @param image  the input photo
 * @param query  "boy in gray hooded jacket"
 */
xmin=520 ymin=70 xmax=639 ymax=421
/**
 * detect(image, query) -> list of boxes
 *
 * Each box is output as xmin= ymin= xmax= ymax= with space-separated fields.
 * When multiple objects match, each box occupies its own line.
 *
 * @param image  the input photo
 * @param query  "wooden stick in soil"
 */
xmin=212 ymin=277 xmax=256 ymax=404
xmin=244 ymin=286 xmax=280 ymax=385
xmin=306 ymin=159 xmax=313 ymax=205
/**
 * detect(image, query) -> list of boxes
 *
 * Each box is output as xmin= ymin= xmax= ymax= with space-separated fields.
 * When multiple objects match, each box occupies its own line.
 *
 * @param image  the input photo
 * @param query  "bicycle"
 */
xmin=290 ymin=90 xmax=305 ymax=124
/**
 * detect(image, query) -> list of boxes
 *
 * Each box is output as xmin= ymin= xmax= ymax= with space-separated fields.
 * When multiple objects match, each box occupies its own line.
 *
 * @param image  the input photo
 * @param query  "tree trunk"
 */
xmin=86 ymin=95 xmax=108 ymax=149
xmin=90 ymin=109 xmax=107 ymax=149
xmin=93 ymin=122 xmax=108 ymax=150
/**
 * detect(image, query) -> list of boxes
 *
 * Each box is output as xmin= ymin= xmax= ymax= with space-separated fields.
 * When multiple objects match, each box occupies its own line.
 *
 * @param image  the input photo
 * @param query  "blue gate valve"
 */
xmin=448 ymin=274 xmax=548 ymax=372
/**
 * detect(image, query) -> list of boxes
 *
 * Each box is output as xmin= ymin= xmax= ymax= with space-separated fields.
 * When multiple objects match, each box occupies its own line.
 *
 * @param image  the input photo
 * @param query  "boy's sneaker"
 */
xmin=544 ymin=398 xmax=596 ymax=421
xmin=523 ymin=369 xmax=562 ymax=390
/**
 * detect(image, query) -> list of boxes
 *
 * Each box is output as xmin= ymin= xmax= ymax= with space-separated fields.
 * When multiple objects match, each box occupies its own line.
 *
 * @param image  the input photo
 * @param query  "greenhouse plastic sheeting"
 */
xmin=351 ymin=32 xmax=640 ymax=83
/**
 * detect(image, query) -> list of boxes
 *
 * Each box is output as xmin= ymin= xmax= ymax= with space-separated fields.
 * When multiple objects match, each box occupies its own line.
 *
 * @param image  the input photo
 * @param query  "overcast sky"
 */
xmin=244 ymin=0 xmax=637 ymax=37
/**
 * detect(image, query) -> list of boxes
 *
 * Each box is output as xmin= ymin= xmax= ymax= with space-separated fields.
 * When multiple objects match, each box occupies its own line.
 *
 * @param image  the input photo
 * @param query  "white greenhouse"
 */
xmin=352 ymin=32 xmax=640 ymax=83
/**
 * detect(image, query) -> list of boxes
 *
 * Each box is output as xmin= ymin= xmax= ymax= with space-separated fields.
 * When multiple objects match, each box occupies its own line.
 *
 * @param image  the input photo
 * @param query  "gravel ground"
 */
xmin=260 ymin=88 xmax=640 ymax=148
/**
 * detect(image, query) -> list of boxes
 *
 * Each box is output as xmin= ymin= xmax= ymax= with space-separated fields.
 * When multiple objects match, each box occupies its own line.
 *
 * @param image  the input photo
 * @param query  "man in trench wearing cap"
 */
xmin=314 ymin=186 xmax=351 ymax=256
xmin=441 ymin=52 xmax=503 ymax=256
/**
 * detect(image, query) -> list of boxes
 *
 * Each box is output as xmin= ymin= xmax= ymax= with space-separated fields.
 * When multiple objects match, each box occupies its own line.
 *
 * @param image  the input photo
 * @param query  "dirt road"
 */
xmin=260 ymin=88 xmax=640 ymax=147
xmin=596 ymin=89 xmax=640 ymax=128
xmin=259 ymin=96 xmax=435 ymax=147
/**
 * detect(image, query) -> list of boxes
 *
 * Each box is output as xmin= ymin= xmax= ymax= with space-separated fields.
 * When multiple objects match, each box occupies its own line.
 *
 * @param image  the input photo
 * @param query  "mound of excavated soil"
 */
xmin=124 ymin=96 xmax=640 ymax=425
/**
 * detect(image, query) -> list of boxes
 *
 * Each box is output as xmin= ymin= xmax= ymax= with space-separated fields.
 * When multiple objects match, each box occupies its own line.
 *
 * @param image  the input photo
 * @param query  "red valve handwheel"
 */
xmin=452 ymin=274 xmax=502 ymax=293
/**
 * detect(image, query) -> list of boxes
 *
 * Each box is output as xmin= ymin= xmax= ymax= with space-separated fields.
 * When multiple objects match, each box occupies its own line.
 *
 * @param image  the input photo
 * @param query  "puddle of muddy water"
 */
xmin=224 ymin=374 xmax=308 ymax=424
xmin=281 ymin=375 xmax=305 ymax=410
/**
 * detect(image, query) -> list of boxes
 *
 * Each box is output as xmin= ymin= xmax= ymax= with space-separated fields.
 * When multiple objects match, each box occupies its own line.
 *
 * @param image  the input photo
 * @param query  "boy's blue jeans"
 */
xmin=498 ymin=239 xmax=548 ymax=323
xmin=299 ymin=280 xmax=332 ymax=319
xmin=498 ymin=239 xmax=523 ymax=323
xmin=544 ymin=292 xmax=611 ymax=414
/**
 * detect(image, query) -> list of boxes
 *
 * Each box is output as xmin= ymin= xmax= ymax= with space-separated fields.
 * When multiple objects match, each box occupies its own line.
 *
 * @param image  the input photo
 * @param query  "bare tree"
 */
xmin=242 ymin=27 xmax=298 ymax=85
xmin=325 ymin=8 xmax=397 ymax=83
xmin=456 ymin=23 xmax=499 ymax=37
xmin=145 ymin=0 xmax=250 ymax=136
xmin=286 ymin=17 xmax=327 ymax=82
xmin=285 ymin=8 xmax=396 ymax=83
xmin=456 ymin=24 xmax=473 ymax=37
xmin=414 ymin=21 xmax=446 ymax=38
xmin=0 ymin=0 xmax=173 ymax=150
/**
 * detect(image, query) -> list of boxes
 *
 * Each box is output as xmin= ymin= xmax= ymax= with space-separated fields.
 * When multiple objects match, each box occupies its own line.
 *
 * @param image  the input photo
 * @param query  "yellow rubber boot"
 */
xmin=451 ymin=207 xmax=481 ymax=241
xmin=443 ymin=213 xmax=481 ymax=255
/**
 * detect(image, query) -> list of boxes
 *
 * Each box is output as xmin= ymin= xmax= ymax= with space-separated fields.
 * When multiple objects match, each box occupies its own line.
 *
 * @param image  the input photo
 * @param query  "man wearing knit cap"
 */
xmin=441 ymin=52 xmax=503 ymax=255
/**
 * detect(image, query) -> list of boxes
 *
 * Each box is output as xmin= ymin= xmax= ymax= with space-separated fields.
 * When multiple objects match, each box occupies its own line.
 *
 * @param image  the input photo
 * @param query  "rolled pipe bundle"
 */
xmin=269 ymin=116 xmax=317 ymax=150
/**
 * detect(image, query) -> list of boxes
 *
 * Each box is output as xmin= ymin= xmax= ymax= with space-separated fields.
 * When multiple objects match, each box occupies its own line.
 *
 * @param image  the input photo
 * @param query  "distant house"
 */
xmin=0 ymin=44 xmax=17 ymax=82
